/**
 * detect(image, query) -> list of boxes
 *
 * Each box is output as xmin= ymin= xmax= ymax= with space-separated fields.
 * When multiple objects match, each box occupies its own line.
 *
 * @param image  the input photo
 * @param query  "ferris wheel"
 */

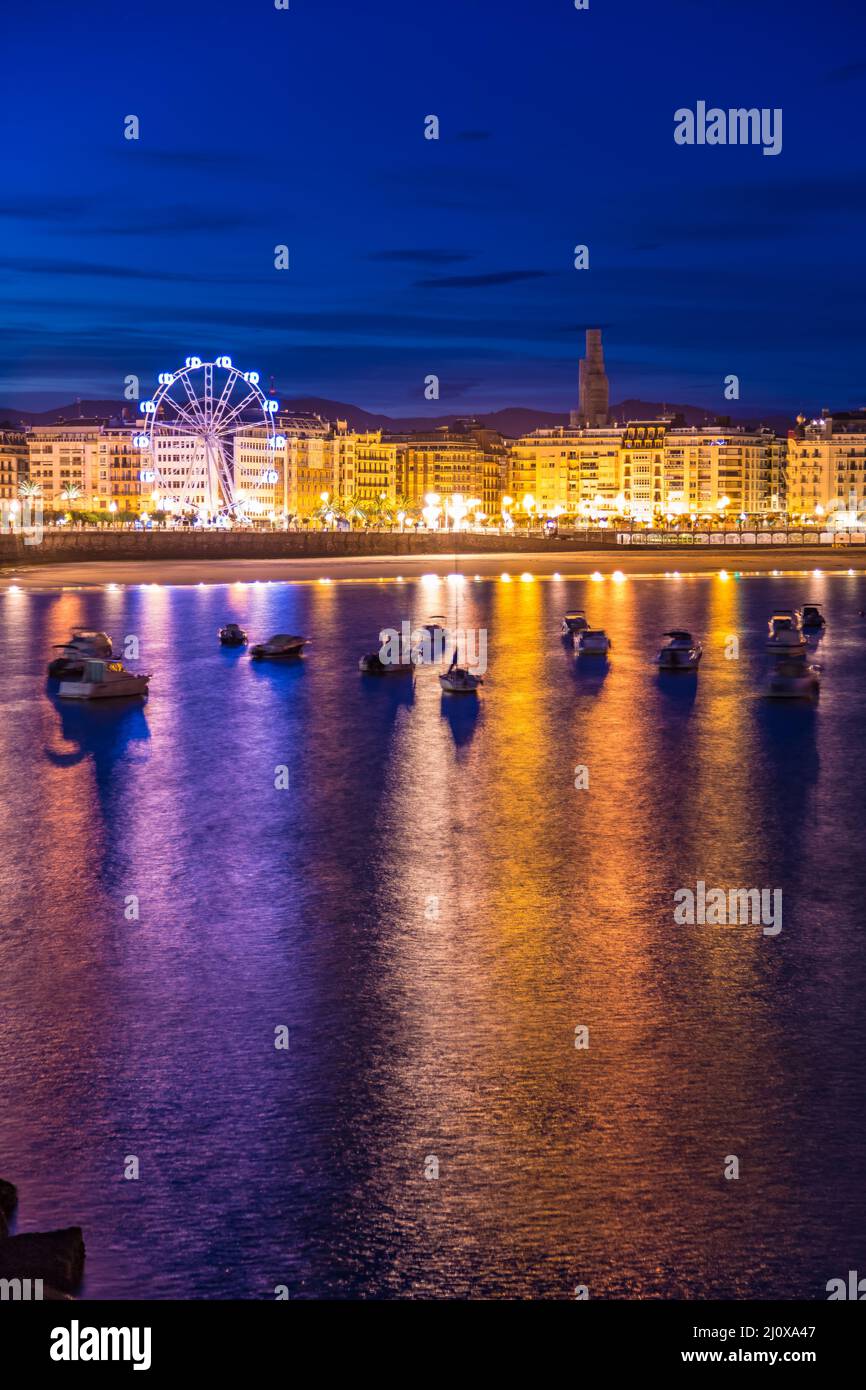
xmin=134 ymin=356 xmax=284 ymax=516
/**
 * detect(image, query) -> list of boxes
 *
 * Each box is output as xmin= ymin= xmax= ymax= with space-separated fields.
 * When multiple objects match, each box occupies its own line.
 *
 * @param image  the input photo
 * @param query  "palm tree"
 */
xmin=311 ymin=496 xmax=344 ymax=528
xmin=340 ymin=494 xmax=368 ymax=528
xmin=60 ymin=484 xmax=82 ymax=505
xmin=366 ymin=492 xmax=395 ymax=528
xmin=17 ymin=477 xmax=41 ymax=499
xmin=390 ymin=493 xmax=414 ymax=529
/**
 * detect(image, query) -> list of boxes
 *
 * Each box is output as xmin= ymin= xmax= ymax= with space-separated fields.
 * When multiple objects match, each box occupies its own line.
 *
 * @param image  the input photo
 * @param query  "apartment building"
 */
xmin=0 ymin=428 xmax=27 ymax=502
xmin=786 ymin=411 xmax=866 ymax=520
xmin=352 ymin=431 xmax=398 ymax=510
xmin=26 ymin=422 xmax=102 ymax=511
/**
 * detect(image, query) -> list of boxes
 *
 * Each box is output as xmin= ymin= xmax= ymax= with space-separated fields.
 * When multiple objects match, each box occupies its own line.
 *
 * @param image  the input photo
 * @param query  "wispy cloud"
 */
xmin=0 ymin=256 xmax=210 ymax=283
xmin=415 ymin=270 xmax=554 ymax=289
xmin=368 ymin=249 xmax=474 ymax=265
xmin=825 ymin=61 xmax=866 ymax=82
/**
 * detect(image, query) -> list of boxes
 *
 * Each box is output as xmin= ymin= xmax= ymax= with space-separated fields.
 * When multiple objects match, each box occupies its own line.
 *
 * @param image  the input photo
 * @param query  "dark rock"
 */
xmin=0 ymin=1178 xmax=17 ymax=1221
xmin=0 ymin=1227 xmax=85 ymax=1293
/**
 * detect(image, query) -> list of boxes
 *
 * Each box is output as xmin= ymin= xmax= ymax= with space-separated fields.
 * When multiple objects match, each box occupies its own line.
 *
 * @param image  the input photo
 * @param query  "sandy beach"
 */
xmin=2 ymin=548 xmax=864 ymax=588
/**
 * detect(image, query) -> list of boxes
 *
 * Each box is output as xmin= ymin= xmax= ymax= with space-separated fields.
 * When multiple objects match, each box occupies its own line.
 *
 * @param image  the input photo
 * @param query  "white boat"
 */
xmin=801 ymin=603 xmax=826 ymax=632
xmin=576 ymin=628 xmax=611 ymax=656
xmin=48 ymin=629 xmax=112 ymax=678
xmin=58 ymin=658 xmax=150 ymax=700
xmin=219 ymin=622 xmax=248 ymax=646
xmin=657 ymin=629 xmax=702 ymax=670
xmin=561 ymin=610 xmax=590 ymax=636
xmin=439 ymin=649 xmax=482 ymax=694
xmin=250 ymin=633 xmax=310 ymax=659
xmin=767 ymin=609 xmax=806 ymax=650
xmin=766 ymin=655 xmax=820 ymax=700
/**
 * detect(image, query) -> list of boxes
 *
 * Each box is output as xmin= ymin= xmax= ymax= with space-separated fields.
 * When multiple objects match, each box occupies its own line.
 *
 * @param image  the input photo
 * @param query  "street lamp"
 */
xmin=422 ymin=491 xmax=441 ymax=530
xmin=447 ymin=493 xmax=468 ymax=531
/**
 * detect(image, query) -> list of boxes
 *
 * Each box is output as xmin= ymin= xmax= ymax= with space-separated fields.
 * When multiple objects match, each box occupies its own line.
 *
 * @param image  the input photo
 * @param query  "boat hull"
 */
xmin=251 ymin=643 xmax=307 ymax=659
xmin=359 ymin=655 xmax=413 ymax=674
xmin=658 ymin=652 xmax=700 ymax=670
xmin=439 ymin=673 xmax=482 ymax=694
xmin=59 ymin=677 xmax=150 ymax=700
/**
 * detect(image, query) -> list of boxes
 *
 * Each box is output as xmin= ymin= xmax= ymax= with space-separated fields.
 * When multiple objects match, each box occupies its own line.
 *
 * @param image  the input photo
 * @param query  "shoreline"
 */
xmin=2 ymin=549 xmax=864 ymax=588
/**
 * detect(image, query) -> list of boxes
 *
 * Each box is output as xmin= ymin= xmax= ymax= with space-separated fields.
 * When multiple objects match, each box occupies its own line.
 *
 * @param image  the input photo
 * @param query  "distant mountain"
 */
xmin=0 ymin=395 xmax=795 ymax=435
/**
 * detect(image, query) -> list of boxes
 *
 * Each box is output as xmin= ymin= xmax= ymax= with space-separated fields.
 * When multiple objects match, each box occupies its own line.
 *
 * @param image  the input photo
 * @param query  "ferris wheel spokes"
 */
xmin=210 ymin=368 xmax=238 ymax=432
xmin=212 ymin=386 xmax=261 ymax=435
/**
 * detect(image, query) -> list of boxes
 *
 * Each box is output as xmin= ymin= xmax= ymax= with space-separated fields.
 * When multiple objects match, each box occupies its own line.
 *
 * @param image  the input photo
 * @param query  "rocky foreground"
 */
xmin=0 ymin=1179 xmax=85 ymax=1299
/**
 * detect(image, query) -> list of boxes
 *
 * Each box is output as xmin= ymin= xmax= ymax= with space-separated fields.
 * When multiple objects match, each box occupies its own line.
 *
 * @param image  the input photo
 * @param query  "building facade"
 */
xmin=0 ymin=428 xmax=27 ymax=502
xmin=786 ymin=411 xmax=866 ymax=520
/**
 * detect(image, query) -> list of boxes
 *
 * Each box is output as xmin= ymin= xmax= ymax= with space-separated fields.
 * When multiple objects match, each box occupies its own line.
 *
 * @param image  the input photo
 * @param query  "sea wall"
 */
xmin=0 ymin=528 xmax=847 ymax=567
xmin=0 ymin=530 xmax=610 ymax=566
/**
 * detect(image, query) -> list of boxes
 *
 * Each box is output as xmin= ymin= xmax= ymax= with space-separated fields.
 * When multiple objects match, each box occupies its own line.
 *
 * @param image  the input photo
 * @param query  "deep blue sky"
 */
xmin=3 ymin=0 xmax=865 ymax=416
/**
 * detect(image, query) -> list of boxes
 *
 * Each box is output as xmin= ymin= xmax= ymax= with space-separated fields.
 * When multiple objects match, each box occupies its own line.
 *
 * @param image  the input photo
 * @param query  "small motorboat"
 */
xmin=359 ymin=651 xmax=414 ymax=675
xmin=421 ymin=614 xmax=447 ymax=637
xmin=576 ymin=628 xmax=612 ymax=656
xmin=439 ymin=649 xmax=482 ymax=694
xmin=58 ymin=658 xmax=150 ymax=701
xmin=767 ymin=609 xmax=806 ymax=650
xmin=561 ymin=610 xmax=590 ymax=637
xmin=412 ymin=616 xmax=450 ymax=665
xmin=48 ymin=629 xmax=112 ymax=678
xmin=766 ymin=654 xmax=820 ymax=700
xmin=801 ymin=603 xmax=826 ymax=632
xmin=657 ymin=629 xmax=702 ymax=670
xmin=250 ymin=633 xmax=310 ymax=659
xmin=219 ymin=622 xmax=248 ymax=646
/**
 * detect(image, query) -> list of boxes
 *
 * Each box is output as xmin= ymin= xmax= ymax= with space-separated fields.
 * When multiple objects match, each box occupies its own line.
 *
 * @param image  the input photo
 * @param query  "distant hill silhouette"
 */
xmin=0 ymin=395 xmax=796 ymax=435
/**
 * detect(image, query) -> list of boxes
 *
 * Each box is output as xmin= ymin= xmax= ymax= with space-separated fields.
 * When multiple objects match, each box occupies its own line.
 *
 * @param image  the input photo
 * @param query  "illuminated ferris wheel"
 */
xmin=134 ymin=355 xmax=284 ymax=516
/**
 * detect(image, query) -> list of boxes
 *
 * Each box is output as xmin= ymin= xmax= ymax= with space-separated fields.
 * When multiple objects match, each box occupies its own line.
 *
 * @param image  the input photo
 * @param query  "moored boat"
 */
xmin=58 ymin=658 xmax=150 ymax=701
xmin=767 ymin=609 xmax=806 ymax=650
xmin=439 ymin=648 xmax=482 ymax=694
xmin=250 ymin=633 xmax=310 ymax=659
xmin=657 ymin=629 xmax=702 ymax=670
xmin=766 ymin=654 xmax=820 ymax=700
xmin=48 ymin=630 xmax=112 ymax=678
xmin=561 ymin=610 xmax=590 ymax=637
xmin=576 ymin=628 xmax=612 ymax=656
xmin=359 ymin=650 xmax=414 ymax=675
xmin=219 ymin=622 xmax=248 ymax=646
xmin=801 ymin=603 xmax=826 ymax=632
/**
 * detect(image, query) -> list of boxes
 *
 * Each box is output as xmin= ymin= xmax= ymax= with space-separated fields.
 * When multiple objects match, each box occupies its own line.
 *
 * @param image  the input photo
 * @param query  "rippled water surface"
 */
xmin=1 ymin=572 xmax=865 ymax=1299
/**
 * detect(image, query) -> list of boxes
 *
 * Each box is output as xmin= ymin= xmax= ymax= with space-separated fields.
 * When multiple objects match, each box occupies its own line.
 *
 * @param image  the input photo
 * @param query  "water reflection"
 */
xmin=0 ymin=575 xmax=865 ymax=1298
xmin=45 ymin=697 xmax=151 ymax=771
xmin=439 ymin=690 xmax=482 ymax=748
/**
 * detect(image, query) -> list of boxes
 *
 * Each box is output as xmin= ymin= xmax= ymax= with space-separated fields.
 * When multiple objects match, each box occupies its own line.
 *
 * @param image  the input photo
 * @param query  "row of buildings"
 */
xmin=2 ymin=331 xmax=864 ymax=524
xmin=3 ymin=410 xmax=866 ymax=524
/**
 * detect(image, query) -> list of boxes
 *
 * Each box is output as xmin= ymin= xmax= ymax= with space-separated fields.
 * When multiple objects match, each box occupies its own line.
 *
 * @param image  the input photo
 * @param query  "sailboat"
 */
xmin=438 ymin=549 xmax=483 ymax=694
xmin=439 ymin=646 xmax=483 ymax=694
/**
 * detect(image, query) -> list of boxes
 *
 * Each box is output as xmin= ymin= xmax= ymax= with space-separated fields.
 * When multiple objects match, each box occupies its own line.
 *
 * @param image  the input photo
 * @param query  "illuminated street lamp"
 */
xmin=447 ymin=493 xmax=468 ymax=531
xmin=422 ymin=491 xmax=441 ymax=530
